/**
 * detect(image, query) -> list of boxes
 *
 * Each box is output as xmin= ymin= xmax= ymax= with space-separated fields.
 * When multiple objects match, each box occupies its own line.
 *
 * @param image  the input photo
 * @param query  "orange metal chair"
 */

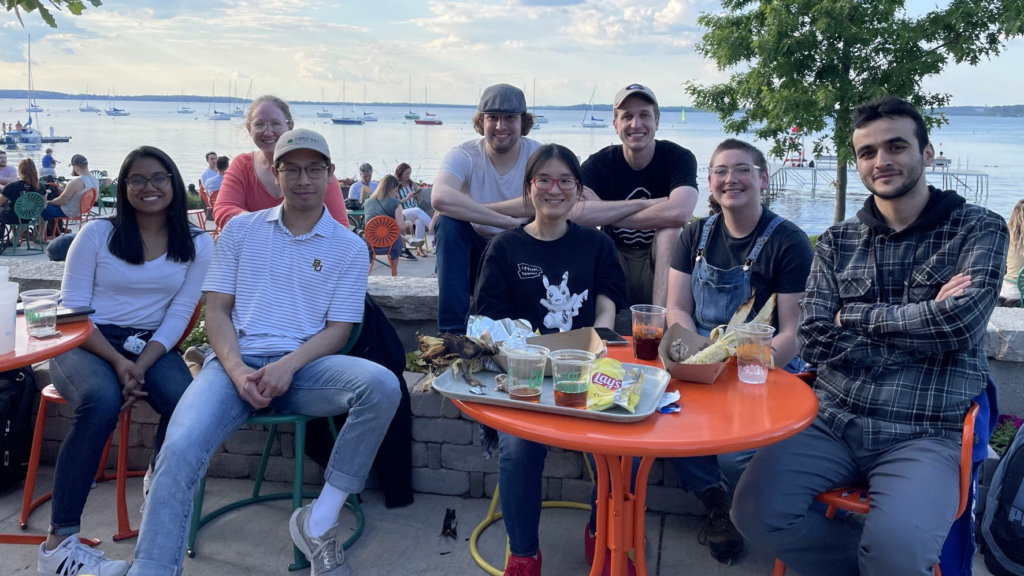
xmin=199 ymin=187 xmax=220 ymax=240
xmin=364 ymin=215 xmax=400 ymax=276
xmin=772 ymin=401 xmax=980 ymax=576
xmin=20 ymin=303 xmax=203 ymax=542
xmin=44 ymin=188 xmax=97 ymax=243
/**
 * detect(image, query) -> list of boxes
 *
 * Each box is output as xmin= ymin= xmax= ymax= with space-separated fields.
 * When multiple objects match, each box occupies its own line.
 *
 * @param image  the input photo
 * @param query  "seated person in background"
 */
xmin=363 ymin=174 xmax=416 ymax=262
xmin=0 ymin=158 xmax=45 ymax=243
xmin=0 ymin=150 xmax=17 ymax=188
xmin=663 ymin=138 xmax=814 ymax=564
xmin=40 ymin=148 xmax=59 ymax=179
xmin=350 ymin=162 xmax=377 ymax=203
xmin=999 ymin=199 xmax=1024 ymax=306
xmin=469 ymin=143 xmax=627 ymax=576
xmin=213 ymin=95 xmax=347 ymax=230
xmin=41 ymin=154 xmax=97 ymax=227
xmin=395 ymin=162 xmax=432 ymax=257
xmin=46 ymin=232 xmax=74 ymax=262
xmin=732 ymin=95 xmax=1008 ymax=576
xmin=204 ymin=156 xmax=230 ymax=194
xmin=199 ymin=151 xmax=217 ymax=189
xmin=127 ymin=129 xmax=400 ymax=576
xmin=37 ymin=146 xmax=212 ymax=576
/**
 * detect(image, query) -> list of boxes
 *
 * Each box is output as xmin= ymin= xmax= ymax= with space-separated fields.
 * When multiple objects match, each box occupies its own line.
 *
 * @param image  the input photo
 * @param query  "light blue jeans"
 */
xmin=127 ymin=353 xmax=400 ymax=576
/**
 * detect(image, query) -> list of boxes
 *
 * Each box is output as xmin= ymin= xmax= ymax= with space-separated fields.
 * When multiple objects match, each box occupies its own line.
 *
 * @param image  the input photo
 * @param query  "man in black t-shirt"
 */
xmin=577 ymin=84 xmax=699 ymax=310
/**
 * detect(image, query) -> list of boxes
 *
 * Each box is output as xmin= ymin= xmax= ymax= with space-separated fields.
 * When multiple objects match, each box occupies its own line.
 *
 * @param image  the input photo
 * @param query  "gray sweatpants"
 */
xmin=731 ymin=417 xmax=960 ymax=576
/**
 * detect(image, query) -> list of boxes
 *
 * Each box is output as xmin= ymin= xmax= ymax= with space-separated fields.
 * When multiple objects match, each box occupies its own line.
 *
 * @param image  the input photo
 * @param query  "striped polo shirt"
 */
xmin=202 ymin=204 xmax=369 ymax=356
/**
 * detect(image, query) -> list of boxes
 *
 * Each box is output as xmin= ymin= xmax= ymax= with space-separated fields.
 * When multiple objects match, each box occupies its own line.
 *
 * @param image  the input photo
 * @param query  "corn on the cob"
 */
xmin=682 ymin=341 xmax=735 ymax=364
xmin=749 ymin=294 xmax=777 ymax=326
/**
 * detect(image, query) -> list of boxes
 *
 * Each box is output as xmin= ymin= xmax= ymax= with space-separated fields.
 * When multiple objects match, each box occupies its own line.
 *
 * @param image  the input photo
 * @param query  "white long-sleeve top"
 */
xmin=60 ymin=219 xmax=214 ymax=351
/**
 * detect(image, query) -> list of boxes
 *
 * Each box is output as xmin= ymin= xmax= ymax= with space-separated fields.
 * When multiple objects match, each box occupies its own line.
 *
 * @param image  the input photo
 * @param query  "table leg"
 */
xmin=592 ymin=453 xmax=652 ymax=576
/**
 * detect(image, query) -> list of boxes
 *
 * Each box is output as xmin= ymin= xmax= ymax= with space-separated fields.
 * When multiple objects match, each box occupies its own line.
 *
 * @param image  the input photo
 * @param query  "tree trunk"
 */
xmin=834 ymin=162 xmax=847 ymax=223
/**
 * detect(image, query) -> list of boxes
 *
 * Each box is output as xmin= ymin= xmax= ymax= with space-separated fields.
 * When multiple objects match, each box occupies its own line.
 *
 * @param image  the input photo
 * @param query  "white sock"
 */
xmin=307 ymin=485 xmax=348 ymax=537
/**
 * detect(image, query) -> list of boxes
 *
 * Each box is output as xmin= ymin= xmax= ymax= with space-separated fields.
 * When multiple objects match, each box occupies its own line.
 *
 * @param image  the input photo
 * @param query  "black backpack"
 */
xmin=0 ymin=368 xmax=36 ymax=493
xmin=981 ymin=423 xmax=1024 ymax=575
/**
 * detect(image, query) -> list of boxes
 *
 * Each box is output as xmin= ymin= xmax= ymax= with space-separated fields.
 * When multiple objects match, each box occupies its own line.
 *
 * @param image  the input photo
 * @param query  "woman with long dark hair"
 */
xmin=395 ymin=162 xmax=432 ymax=257
xmin=469 ymin=143 xmax=627 ymax=576
xmin=38 ymin=146 xmax=212 ymax=576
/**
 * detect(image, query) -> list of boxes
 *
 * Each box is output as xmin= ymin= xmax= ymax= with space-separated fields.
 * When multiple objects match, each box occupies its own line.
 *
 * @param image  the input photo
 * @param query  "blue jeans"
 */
xmin=498 ymin=433 xmax=548 ymax=557
xmin=434 ymin=215 xmax=489 ymax=334
xmin=47 ymin=329 xmax=193 ymax=536
xmin=128 ymin=353 xmax=400 ymax=576
xmin=41 ymin=204 xmax=67 ymax=220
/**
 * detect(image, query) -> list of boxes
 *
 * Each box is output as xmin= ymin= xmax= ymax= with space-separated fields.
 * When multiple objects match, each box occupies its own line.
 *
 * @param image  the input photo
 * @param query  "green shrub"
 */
xmin=809 ymin=235 xmax=818 ymax=249
xmin=186 ymin=193 xmax=204 ymax=210
xmin=181 ymin=306 xmax=208 ymax=349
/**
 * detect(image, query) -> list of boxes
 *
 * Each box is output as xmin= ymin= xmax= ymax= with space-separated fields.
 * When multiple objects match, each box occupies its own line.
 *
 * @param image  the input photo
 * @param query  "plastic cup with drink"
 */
xmin=20 ymin=289 xmax=60 ymax=338
xmin=550 ymin=349 xmax=596 ymax=409
xmin=734 ymin=323 xmax=776 ymax=384
xmin=630 ymin=305 xmax=667 ymax=361
xmin=504 ymin=345 xmax=550 ymax=403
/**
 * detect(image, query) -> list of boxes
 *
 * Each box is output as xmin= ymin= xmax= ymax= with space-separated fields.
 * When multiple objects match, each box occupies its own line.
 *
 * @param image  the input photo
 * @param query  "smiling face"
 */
xmin=483 ymin=113 xmax=522 ymax=155
xmin=709 ymin=149 xmax=768 ymax=213
xmin=247 ymin=101 xmax=294 ymax=156
xmin=853 ymin=115 xmax=933 ymax=201
xmin=528 ymin=157 xmax=579 ymax=222
xmin=126 ymin=157 xmax=174 ymax=215
xmin=613 ymin=95 xmax=659 ymax=153
xmin=274 ymin=149 xmax=332 ymax=214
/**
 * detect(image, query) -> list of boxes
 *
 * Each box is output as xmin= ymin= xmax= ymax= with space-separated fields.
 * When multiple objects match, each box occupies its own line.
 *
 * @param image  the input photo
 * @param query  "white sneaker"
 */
xmin=38 ymin=535 xmax=129 ymax=576
xmin=140 ymin=466 xmax=153 ymax=513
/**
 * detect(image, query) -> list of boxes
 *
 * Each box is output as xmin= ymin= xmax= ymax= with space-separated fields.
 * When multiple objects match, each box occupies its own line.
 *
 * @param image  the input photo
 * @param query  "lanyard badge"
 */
xmin=123 ymin=333 xmax=147 ymax=355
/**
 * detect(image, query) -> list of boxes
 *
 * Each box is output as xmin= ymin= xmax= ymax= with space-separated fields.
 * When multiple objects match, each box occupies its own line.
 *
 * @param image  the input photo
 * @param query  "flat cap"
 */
xmin=477 ymin=84 xmax=527 ymax=114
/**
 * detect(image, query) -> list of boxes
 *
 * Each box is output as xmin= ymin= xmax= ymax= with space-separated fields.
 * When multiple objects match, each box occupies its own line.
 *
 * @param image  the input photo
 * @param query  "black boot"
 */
xmin=696 ymin=486 xmax=745 ymax=565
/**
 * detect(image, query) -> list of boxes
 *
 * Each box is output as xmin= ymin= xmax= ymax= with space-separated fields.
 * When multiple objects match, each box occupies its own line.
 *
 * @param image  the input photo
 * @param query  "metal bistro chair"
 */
xmin=44 ymin=188 xmax=97 ymax=243
xmin=772 ymin=401 xmax=980 ymax=576
xmin=188 ymin=321 xmax=366 ymax=571
xmin=364 ymin=215 xmax=400 ymax=276
xmin=1016 ymin=266 xmax=1024 ymax=307
xmin=3 ymin=192 xmax=46 ymax=255
xmin=21 ymin=303 xmax=204 ymax=543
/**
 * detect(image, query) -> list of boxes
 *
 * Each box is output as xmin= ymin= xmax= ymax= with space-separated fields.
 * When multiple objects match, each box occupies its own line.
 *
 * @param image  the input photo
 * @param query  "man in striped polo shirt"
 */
xmin=129 ymin=129 xmax=400 ymax=576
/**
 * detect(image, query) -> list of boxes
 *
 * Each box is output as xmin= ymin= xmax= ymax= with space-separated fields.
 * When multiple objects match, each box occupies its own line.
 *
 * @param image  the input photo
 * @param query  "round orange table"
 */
xmin=0 ymin=318 xmax=92 ymax=547
xmin=453 ymin=339 xmax=819 ymax=576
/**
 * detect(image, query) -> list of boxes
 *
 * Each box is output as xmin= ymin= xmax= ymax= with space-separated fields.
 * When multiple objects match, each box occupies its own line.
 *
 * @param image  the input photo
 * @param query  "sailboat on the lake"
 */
xmin=414 ymin=86 xmax=442 ymax=125
xmin=532 ymin=78 xmax=547 ymax=124
xmin=317 ymin=87 xmax=333 ymax=118
xmin=79 ymin=84 xmax=99 ymax=113
xmin=581 ymin=86 xmax=606 ymax=128
xmin=25 ymin=35 xmax=43 ymax=113
xmin=176 ymin=91 xmax=194 ymax=114
xmin=331 ymin=80 xmax=364 ymax=125
xmin=404 ymin=76 xmax=420 ymax=120
xmin=207 ymin=83 xmax=230 ymax=121
xmin=105 ymin=87 xmax=130 ymax=116
xmin=362 ymin=86 xmax=377 ymax=122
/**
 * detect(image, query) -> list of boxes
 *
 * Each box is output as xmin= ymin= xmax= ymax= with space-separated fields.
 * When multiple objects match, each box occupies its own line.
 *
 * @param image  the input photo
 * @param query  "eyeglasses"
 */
xmin=279 ymin=165 xmax=329 ymax=181
xmin=531 ymin=177 xmax=579 ymax=191
xmin=127 ymin=173 xmax=171 ymax=191
xmin=710 ymin=165 xmax=761 ymax=180
xmin=251 ymin=121 xmax=288 ymax=132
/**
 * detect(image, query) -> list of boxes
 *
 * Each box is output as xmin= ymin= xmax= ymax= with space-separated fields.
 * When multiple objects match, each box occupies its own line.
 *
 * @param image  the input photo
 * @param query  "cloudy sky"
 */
xmin=1 ymin=0 xmax=1022 ymax=107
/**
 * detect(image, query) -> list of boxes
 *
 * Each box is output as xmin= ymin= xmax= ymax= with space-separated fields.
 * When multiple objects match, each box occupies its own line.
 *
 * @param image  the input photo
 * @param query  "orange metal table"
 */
xmin=453 ymin=339 xmax=819 ymax=576
xmin=0 ymin=318 xmax=92 ymax=546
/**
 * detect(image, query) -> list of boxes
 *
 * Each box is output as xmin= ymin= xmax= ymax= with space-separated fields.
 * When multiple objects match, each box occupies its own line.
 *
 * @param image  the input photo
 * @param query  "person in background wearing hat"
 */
xmin=40 ymin=154 xmax=97 ymax=229
xmin=578 ymin=84 xmax=699 ymax=313
xmin=431 ymin=83 xmax=542 ymax=334
xmin=127 ymin=128 xmax=400 ymax=576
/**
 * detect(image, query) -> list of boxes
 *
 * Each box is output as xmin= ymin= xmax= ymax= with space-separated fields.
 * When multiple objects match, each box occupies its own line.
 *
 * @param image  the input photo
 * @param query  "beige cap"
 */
xmin=614 ymin=83 xmax=659 ymax=108
xmin=273 ymin=128 xmax=331 ymax=164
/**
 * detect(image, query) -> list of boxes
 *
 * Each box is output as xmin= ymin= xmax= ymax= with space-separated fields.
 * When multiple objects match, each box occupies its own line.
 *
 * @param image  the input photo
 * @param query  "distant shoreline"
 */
xmin=2 ymin=90 xmax=1021 ymax=117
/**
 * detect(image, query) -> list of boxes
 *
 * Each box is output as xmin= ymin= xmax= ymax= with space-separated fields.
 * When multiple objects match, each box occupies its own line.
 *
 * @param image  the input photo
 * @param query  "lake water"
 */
xmin=3 ymin=98 xmax=1021 ymax=234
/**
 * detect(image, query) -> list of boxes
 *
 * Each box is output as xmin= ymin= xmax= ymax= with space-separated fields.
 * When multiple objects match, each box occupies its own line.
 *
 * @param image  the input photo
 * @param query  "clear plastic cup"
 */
xmin=550 ymin=349 xmax=596 ymax=409
xmin=734 ymin=323 xmax=776 ymax=384
xmin=630 ymin=305 xmax=667 ymax=361
xmin=504 ymin=345 xmax=550 ymax=403
xmin=20 ymin=289 xmax=60 ymax=338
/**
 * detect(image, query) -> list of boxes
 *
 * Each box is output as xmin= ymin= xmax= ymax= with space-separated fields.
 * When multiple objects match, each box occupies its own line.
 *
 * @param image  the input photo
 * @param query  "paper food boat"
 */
xmin=493 ymin=327 xmax=605 ymax=377
xmin=658 ymin=323 xmax=728 ymax=384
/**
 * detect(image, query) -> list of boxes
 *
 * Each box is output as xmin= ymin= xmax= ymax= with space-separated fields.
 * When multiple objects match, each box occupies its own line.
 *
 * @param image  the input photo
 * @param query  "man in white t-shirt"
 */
xmin=431 ymin=84 xmax=541 ymax=333
xmin=199 ymin=151 xmax=217 ymax=190
xmin=128 ymin=129 xmax=400 ymax=576
xmin=348 ymin=163 xmax=377 ymax=203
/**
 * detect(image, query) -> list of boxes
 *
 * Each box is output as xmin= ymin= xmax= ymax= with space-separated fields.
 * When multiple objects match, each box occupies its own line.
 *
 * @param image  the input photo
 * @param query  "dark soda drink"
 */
xmin=509 ymin=385 xmax=541 ymax=403
xmin=632 ymin=327 xmax=663 ymax=361
xmin=553 ymin=379 xmax=589 ymax=409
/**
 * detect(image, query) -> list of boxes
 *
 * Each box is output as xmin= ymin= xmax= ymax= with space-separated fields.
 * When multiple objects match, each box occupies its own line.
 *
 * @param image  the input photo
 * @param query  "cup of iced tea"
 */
xmin=734 ymin=323 xmax=776 ymax=384
xmin=504 ymin=345 xmax=550 ymax=403
xmin=549 ymin=349 xmax=596 ymax=409
xmin=630 ymin=305 xmax=667 ymax=361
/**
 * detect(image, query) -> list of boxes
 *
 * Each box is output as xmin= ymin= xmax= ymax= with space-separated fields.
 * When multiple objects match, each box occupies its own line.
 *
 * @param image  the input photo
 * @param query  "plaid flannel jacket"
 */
xmin=798 ymin=201 xmax=1007 ymax=449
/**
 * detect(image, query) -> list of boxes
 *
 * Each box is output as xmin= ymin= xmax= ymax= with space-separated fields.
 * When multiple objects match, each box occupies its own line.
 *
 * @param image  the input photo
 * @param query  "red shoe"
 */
xmin=584 ymin=524 xmax=637 ymax=576
xmin=504 ymin=550 xmax=542 ymax=576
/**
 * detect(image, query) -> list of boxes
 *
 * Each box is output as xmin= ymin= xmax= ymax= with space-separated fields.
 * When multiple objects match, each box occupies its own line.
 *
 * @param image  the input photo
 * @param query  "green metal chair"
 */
xmin=187 ymin=321 xmax=365 ymax=571
xmin=2 ymin=192 xmax=46 ymax=256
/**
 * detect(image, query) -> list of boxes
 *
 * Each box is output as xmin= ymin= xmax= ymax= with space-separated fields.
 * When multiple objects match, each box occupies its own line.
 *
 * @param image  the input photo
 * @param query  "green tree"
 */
xmin=4 ymin=0 xmax=101 ymax=28
xmin=687 ymin=0 xmax=1024 ymax=223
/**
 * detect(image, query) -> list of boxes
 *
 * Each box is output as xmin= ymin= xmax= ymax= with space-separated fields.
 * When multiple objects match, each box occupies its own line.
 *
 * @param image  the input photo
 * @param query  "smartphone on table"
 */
xmin=595 ymin=327 xmax=629 ymax=346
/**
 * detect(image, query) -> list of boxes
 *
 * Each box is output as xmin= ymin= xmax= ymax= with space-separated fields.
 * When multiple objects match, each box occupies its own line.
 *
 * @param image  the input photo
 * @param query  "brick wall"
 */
xmin=32 ymin=367 xmax=705 ymax=514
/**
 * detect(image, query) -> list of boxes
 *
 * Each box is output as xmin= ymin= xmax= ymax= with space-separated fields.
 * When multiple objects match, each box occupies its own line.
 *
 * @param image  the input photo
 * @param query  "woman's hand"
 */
xmin=114 ymin=357 xmax=147 ymax=411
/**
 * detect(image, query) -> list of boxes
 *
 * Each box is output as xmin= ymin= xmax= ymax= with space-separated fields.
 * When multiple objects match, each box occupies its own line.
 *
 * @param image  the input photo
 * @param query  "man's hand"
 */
xmin=228 ymin=364 xmax=271 ymax=410
xmin=581 ymin=188 xmax=600 ymax=202
xmin=250 ymin=359 xmax=297 ymax=399
xmin=507 ymin=216 xmax=531 ymax=229
xmin=936 ymin=273 xmax=972 ymax=302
